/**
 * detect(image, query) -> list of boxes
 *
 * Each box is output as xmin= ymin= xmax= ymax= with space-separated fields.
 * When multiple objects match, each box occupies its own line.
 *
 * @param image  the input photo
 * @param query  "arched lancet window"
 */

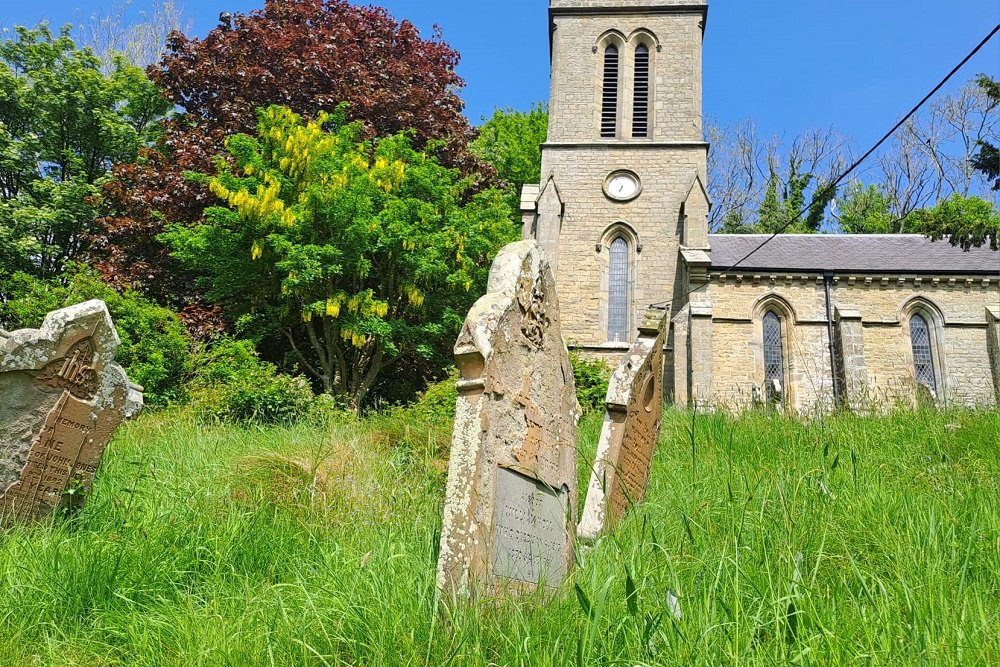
xmin=601 ymin=44 xmax=620 ymax=138
xmin=909 ymin=313 xmax=937 ymax=393
xmin=607 ymin=236 xmax=630 ymax=342
xmin=763 ymin=311 xmax=785 ymax=404
xmin=632 ymin=44 xmax=650 ymax=138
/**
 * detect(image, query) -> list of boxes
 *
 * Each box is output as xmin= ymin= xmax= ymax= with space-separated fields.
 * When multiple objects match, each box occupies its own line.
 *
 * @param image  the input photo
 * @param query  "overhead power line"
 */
xmin=678 ymin=22 xmax=1000 ymax=302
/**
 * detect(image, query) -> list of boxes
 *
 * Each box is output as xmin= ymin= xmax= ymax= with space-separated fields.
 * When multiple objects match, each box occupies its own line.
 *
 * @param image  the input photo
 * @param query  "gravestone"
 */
xmin=0 ymin=300 xmax=143 ymax=524
xmin=437 ymin=240 xmax=579 ymax=598
xmin=578 ymin=308 xmax=667 ymax=541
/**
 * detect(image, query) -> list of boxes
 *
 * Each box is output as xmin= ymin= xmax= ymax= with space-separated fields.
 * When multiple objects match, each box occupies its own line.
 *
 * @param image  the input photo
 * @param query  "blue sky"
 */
xmin=2 ymin=1 xmax=998 ymax=149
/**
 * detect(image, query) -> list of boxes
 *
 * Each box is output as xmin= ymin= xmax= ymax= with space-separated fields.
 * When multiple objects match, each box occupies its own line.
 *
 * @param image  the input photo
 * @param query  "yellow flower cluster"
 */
xmin=210 ymin=173 xmax=290 ymax=231
xmin=340 ymin=328 xmax=369 ymax=349
xmin=345 ymin=290 xmax=389 ymax=319
xmin=404 ymin=286 xmax=425 ymax=307
xmin=268 ymin=111 xmax=338 ymax=183
xmin=370 ymin=156 xmax=406 ymax=193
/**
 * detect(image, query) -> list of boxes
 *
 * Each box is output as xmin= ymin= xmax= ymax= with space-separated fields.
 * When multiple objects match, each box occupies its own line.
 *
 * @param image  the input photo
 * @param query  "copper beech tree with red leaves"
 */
xmin=92 ymin=0 xmax=482 ymax=333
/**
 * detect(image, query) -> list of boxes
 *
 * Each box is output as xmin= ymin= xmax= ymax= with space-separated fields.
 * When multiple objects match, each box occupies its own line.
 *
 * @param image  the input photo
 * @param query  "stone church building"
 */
xmin=520 ymin=0 xmax=1000 ymax=411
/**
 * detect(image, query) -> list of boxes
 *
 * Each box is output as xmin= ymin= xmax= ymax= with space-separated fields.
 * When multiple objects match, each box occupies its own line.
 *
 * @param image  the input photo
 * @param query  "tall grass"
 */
xmin=0 ymin=406 xmax=996 ymax=666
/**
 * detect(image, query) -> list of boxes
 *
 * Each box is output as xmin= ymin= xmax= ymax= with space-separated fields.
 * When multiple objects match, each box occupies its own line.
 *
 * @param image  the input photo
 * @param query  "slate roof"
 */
xmin=707 ymin=234 xmax=1000 ymax=275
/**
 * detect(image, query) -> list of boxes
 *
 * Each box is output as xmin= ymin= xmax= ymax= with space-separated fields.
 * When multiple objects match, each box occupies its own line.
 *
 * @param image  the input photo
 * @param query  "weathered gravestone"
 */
xmin=437 ymin=240 xmax=579 ymax=597
xmin=0 ymin=300 xmax=143 ymax=524
xmin=578 ymin=308 xmax=667 ymax=541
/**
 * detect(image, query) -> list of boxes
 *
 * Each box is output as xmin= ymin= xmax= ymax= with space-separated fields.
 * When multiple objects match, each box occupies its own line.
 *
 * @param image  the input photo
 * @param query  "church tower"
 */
xmin=522 ymin=0 xmax=710 ymax=372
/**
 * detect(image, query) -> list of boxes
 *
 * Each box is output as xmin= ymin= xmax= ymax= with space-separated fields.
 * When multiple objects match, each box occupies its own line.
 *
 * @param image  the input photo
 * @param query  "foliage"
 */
xmin=970 ymin=74 xmax=999 ymax=191
xmin=570 ymin=352 xmax=611 ymax=414
xmin=0 ymin=24 xmax=170 ymax=279
xmin=94 ymin=0 xmax=484 ymax=316
xmin=727 ymin=157 xmax=836 ymax=234
xmin=163 ymin=106 xmax=515 ymax=408
xmin=0 ymin=268 xmax=191 ymax=406
xmin=709 ymin=76 xmax=999 ymax=234
xmin=708 ymin=124 xmax=846 ymax=233
xmin=471 ymin=103 xmax=548 ymax=215
xmin=833 ymin=181 xmax=903 ymax=234
xmin=403 ymin=368 xmax=458 ymax=423
xmin=187 ymin=337 xmax=316 ymax=424
xmin=0 ymin=406 xmax=996 ymax=664
xmin=911 ymin=194 xmax=1000 ymax=251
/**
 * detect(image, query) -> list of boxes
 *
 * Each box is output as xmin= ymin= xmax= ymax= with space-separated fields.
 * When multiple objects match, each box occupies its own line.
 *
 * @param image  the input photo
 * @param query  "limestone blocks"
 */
xmin=0 ymin=300 xmax=143 ymax=524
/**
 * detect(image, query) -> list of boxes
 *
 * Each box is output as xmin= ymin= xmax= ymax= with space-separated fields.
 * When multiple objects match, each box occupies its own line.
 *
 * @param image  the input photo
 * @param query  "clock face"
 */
xmin=605 ymin=171 xmax=641 ymax=201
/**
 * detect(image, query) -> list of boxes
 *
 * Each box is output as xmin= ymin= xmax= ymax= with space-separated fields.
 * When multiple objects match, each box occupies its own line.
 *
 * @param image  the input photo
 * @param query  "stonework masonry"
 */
xmin=687 ymin=275 xmax=1000 ymax=411
xmin=530 ymin=0 xmax=1000 ymax=413
xmin=525 ymin=1 xmax=709 ymax=352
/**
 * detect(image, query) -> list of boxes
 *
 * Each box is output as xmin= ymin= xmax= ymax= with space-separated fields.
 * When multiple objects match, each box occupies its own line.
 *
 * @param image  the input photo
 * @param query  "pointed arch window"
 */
xmin=909 ymin=313 xmax=937 ymax=393
xmin=763 ymin=311 xmax=785 ymax=404
xmin=607 ymin=236 xmax=630 ymax=342
xmin=601 ymin=44 xmax=620 ymax=138
xmin=632 ymin=44 xmax=650 ymax=138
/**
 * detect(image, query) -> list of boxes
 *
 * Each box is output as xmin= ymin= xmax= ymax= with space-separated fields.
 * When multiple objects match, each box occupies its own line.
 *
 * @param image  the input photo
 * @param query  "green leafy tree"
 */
xmin=0 ymin=24 xmax=169 ymax=279
xmin=164 ymin=106 xmax=515 ymax=409
xmin=470 ymin=104 xmax=548 ymax=216
xmin=834 ymin=182 xmax=902 ymax=234
xmin=911 ymin=194 xmax=999 ymax=251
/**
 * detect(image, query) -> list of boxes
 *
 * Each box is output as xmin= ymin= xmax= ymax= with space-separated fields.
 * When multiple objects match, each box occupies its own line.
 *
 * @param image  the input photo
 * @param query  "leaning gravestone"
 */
xmin=0 ymin=300 xmax=143 ymax=524
xmin=437 ymin=240 xmax=579 ymax=598
xmin=578 ymin=308 xmax=667 ymax=541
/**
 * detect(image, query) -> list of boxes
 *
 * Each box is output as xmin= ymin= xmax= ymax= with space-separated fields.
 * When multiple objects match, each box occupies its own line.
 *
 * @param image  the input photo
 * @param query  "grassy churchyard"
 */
xmin=0 ymin=404 xmax=996 ymax=666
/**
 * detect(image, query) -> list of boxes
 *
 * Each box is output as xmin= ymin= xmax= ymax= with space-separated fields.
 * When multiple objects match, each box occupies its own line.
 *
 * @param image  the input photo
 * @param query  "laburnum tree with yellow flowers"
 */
xmin=164 ymin=105 xmax=515 ymax=408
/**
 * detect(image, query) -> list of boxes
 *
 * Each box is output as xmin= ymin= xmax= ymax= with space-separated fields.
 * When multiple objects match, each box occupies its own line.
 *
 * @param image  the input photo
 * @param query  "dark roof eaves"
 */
xmin=707 ymin=264 xmax=1000 ymax=276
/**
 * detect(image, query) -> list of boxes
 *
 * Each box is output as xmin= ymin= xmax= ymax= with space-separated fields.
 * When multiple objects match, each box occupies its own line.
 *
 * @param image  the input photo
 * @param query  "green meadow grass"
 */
xmin=0 ymin=406 xmax=997 ymax=666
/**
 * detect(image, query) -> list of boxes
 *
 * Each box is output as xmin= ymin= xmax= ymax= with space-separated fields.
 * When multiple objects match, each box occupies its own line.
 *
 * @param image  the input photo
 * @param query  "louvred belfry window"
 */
xmin=909 ymin=313 xmax=937 ymax=393
xmin=601 ymin=45 xmax=619 ymax=138
xmin=632 ymin=44 xmax=650 ymax=138
xmin=763 ymin=311 xmax=784 ymax=404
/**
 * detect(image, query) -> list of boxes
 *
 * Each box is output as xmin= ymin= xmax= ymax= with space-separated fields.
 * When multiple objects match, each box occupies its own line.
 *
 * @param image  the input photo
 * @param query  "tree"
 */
xmin=0 ymin=24 xmax=169 ymax=280
xmin=831 ymin=181 xmax=901 ymax=234
xmin=911 ymin=194 xmax=999 ymax=251
xmin=163 ymin=106 xmax=515 ymax=408
xmin=94 ymin=0 xmax=484 ymax=318
xmin=875 ymin=77 xmax=999 ymax=220
xmin=470 ymin=104 xmax=548 ymax=216
xmin=708 ymin=122 xmax=846 ymax=233
xmin=970 ymin=74 xmax=999 ymax=191
xmin=76 ymin=0 xmax=191 ymax=72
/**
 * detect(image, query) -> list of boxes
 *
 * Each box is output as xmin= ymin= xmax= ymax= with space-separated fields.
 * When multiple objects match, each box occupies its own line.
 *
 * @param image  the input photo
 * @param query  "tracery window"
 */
xmin=909 ymin=313 xmax=937 ymax=394
xmin=600 ymin=44 xmax=620 ymax=138
xmin=632 ymin=44 xmax=650 ymax=138
xmin=607 ymin=236 xmax=630 ymax=342
xmin=763 ymin=311 xmax=785 ymax=404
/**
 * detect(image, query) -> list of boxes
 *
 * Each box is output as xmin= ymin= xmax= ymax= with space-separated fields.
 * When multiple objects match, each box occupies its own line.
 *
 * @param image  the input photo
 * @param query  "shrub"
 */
xmin=406 ymin=368 xmax=459 ymax=423
xmin=0 ymin=269 xmax=191 ymax=406
xmin=189 ymin=337 xmax=316 ymax=425
xmin=571 ymin=352 xmax=611 ymax=414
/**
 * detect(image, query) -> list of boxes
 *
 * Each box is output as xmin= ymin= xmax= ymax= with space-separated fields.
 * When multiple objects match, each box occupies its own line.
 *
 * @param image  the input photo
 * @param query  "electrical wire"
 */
xmin=671 ymin=22 xmax=1000 ymax=305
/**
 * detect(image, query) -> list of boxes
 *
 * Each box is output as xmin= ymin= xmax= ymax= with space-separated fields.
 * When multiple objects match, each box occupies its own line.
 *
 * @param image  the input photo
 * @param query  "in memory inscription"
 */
xmin=491 ymin=468 xmax=569 ymax=585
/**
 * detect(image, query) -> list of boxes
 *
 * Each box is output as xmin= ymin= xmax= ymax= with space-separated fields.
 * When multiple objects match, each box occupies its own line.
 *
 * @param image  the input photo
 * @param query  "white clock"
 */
xmin=604 ymin=170 xmax=642 ymax=201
